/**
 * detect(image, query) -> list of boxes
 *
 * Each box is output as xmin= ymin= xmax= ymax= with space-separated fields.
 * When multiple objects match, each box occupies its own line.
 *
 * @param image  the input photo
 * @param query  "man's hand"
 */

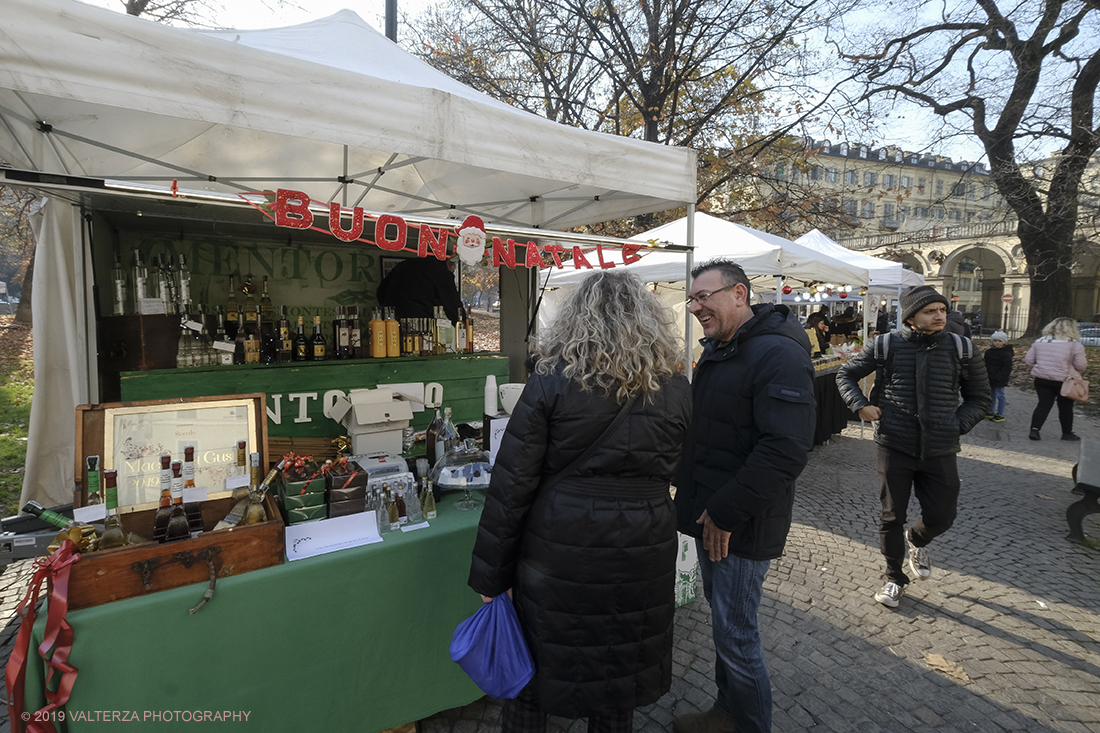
xmin=480 ymin=588 xmax=513 ymax=603
xmin=696 ymin=510 xmax=731 ymax=562
xmin=858 ymin=405 xmax=882 ymax=421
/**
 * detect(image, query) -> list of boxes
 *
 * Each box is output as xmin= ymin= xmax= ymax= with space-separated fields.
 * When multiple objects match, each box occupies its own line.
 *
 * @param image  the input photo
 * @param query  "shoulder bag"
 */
xmin=1061 ymin=343 xmax=1090 ymax=402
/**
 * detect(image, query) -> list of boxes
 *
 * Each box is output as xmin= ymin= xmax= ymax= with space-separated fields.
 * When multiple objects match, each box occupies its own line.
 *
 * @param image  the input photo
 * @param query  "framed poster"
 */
xmin=102 ymin=397 xmax=259 ymax=508
xmin=380 ymin=256 xmax=404 ymax=280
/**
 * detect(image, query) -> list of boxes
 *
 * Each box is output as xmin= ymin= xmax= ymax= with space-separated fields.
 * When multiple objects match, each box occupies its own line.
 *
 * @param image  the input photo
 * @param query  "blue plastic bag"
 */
xmin=449 ymin=594 xmax=535 ymax=699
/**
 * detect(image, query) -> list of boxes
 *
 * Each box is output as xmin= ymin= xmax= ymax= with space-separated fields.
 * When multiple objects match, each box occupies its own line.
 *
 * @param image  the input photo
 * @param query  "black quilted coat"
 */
xmin=836 ymin=324 xmax=991 ymax=459
xmin=673 ymin=303 xmax=815 ymax=560
xmin=468 ymin=366 xmax=691 ymax=717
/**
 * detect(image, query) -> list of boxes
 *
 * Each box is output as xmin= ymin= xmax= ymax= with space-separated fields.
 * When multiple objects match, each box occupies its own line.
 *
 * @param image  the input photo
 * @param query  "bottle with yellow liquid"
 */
xmin=369 ymin=308 xmax=387 ymax=358
xmin=385 ymin=307 xmax=401 ymax=357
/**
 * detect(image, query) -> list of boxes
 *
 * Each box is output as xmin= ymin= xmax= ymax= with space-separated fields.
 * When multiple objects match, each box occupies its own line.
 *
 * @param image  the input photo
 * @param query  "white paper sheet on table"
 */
xmin=285 ymin=511 xmax=383 ymax=561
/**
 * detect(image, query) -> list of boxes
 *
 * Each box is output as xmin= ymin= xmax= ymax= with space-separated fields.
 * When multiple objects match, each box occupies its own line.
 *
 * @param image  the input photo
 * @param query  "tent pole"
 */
xmin=685 ymin=204 xmax=695 ymax=382
xmin=775 ymin=276 xmax=782 ymax=304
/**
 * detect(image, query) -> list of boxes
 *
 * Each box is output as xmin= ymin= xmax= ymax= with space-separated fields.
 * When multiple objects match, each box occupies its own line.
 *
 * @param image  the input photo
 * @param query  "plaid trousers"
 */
xmin=501 ymin=681 xmax=634 ymax=733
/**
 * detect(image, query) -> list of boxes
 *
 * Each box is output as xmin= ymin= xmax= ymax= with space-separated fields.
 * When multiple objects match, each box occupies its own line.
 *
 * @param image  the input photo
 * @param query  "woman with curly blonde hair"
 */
xmin=1025 ymin=317 xmax=1088 ymax=440
xmin=470 ymin=268 xmax=692 ymax=733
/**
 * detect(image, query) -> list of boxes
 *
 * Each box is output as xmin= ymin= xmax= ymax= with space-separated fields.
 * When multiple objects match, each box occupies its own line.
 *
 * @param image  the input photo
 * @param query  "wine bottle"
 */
xmin=112 ymin=252 xmax=128 ymax=316
xmin=260 ymin=306 xmax=279 ymax=364
xmin=21 ymin=501 xmax=78 ymax=531
xmin=233 ymin=307 xmax=247 ymax=365
xmin=277 ymin=305 xmax=293 ymax=363
xmin=312 ymin=315 xmax=327 ymax=361
xmin=260 ymin=275 xmax=274 ymax=323
xmin=334 ymin=306 xmax=349 ymax=359
xmin=226 ymin=275 xmax=240 ymax=338
xmin=98 ymin=470 xmax=128 ymax=550
xmin=243 ymin=276 xmax=258 ymax=325
xmin=348 ymin=306 xmax=362 ymax=359
xmin=131 ymin=249 xmax=147 ymax=313
xmin=177 ymin=254 xmax=192 ymax=313
xmin=385 ymin=307 xmax=400 ymax=357
xmin=244 ymin=305 xmax=261 ymax=364
xmin=425 ymin=407 xmax=444 ymax=467
xmin=294 ymin=315 xmax=308 ymax=361
xmin=215 ymin=306 xmax=235 ymax=366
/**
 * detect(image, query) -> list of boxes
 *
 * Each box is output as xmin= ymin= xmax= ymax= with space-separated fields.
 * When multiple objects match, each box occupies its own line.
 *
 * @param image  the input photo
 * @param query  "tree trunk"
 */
xmin=14 ymin=245 xmax=32 ymax=324
xmin=1018 ymin=222 xmax=1072 ymax=336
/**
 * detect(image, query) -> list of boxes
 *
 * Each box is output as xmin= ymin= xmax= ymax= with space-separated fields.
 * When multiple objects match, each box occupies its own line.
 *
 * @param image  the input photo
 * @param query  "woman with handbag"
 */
xmin=1024 ymin=317 xmax=1088 ymax=441
xmin=469 ymin=268 xmax=691 ymax=733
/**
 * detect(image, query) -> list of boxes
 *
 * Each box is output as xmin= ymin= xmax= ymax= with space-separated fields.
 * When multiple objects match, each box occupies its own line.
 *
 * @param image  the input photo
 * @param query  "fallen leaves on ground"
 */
xmin=924 ymin=653 xmax=971 ymax=682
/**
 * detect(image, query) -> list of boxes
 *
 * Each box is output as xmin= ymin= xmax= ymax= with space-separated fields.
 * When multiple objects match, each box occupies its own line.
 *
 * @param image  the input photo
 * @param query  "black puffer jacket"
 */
xmin=983 ymin=344 xmax=1014 ymax=388
xmin=674 ymin=303 xmax=815 ymax=560
xmin=469 ymin=366 xmax=691 ymax=717
xmin=836 ymin=324 xmax=991 ymax=458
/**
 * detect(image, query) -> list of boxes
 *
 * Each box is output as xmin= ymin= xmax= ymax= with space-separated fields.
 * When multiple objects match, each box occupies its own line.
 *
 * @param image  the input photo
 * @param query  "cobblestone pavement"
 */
xmin=2 ymin=386 xmax=1098 ymax=733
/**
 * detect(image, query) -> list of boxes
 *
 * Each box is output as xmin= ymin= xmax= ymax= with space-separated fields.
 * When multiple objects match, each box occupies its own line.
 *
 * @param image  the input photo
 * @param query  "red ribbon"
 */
xmin=5 ymin=540 xmax=81 ymax=733
xmin=341 ymin=469 xmax=362 ymax=490
xmin=299 ymin=470 xmax=323 ymax=495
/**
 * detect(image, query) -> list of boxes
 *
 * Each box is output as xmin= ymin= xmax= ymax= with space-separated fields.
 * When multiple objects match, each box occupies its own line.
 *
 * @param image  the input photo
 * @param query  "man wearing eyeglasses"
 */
xmin=673 ymin=259 xmax=815 ymax=733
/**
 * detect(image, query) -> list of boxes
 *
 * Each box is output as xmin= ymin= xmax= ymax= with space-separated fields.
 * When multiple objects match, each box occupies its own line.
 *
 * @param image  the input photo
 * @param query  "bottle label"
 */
xmin=227 ymin=310 xmax=238 ymax=321
xmin=180 ymin=281 xmax=191 ymax=303
xmin=113 ymin=280 xmax=126 ymax=304
xmin=314 ymin=345 xmax=325 ymax=358
xmin=245 ymin=311 xmax=258 ymax=322
xmin=350 ymin=328 xmax=361 ymax=348
xmin=297 ymin=344 xmax=307 ymax=358
xmin=282 ymin=339 xmax=293 ymax=351
xmin=183 ymin=463 xmax=195 ymax=482
xmin=279 ymin=326 xmax=289 ymax=339
xmin=245 ymin=339 xmax=261 ymax=363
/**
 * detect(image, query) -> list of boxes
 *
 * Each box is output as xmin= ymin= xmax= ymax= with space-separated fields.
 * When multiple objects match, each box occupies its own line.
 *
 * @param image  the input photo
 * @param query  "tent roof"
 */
xmin=543 ymin=213 xmax=867 ymax=287
xmin=794 ymin=229 xmax=924 ymax=291
xmin=0 ymin=0 xmax=696 ymax=229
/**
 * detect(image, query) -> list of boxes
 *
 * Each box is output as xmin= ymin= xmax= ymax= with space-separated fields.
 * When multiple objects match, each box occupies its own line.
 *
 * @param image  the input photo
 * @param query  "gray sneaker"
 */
xmin=907 ymin=529 xmax=931 ymax=580
xmin=874 ymin=582 xmax=904 ymax=608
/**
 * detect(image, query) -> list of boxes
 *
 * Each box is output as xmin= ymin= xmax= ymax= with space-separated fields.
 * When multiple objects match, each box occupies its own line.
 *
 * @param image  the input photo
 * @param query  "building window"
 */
xmin=878 ymin=149 xmax=886 ymax=160
xmin=883 ymin=203 xmax=895 ymax=218
xmin=952 ymin=182 xmax=965 ymax=196
xmin=933 ymin=207 xmax=944 ymax=220
xmin=810 ymin=166 xmax=823 ymax=181
xmin=966 ymin=211 xmax=976 ymax=222
xmin=861 ymin=201 xmax=875 ymax=218
xmin=859 ymin=146 xmax=867 ymax=159
xmin=895 ymin=151 xmax=902 ymax=162
xmin=901 ymin=175 xmax=912 ymax=189
xmin=983 ymin=186 xmax=991 ymax=199
xmin=968 ymin=184 xmax=976 ymax=199
xmin=917 ymin=177 xmax=926 ymax=191
xmin=845 ymin=169 xmax=858 ymax=185
xmin=883 ymin=174 xmax=895 ymax=189
xmin=935 ymin=179 xmax=944 ymax=195
xmin=948 ymin=209 xmax=961 ymax=221
xmin=827 ymin=167 xmax=839 ymax=182
xmin=864 ymin=172 xmax=877 ymax=186
xmin=839 ymin=143 xmax=849 ymax=155
xmin=915 ymin=207 xmax=929 ymax=218
xmin=898 ymin=206 xmax=908 ymax=221
xmin=843 ymin=199 xmax=857 ymax=216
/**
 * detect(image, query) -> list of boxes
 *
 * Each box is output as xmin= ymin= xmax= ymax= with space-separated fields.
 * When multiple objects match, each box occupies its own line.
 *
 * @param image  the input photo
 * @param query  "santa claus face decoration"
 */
xmin=456 ymin=215 xmax=488 ymax=266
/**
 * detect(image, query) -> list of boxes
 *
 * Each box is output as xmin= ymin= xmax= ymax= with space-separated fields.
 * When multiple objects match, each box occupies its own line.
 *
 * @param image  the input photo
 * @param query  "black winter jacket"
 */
xmin=983 ymin=344 xmax=1014 ymax=388
xmin=469 ymin=367 xmax=691 ymax=717
xmin=674 ymin=303 xmax=815 ymax=561
xmin=836 ymin=325 xmax=991 ymax=459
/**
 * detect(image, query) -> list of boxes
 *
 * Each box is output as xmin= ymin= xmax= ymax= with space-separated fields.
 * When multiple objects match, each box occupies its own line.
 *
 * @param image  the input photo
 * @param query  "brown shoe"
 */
xmin=672 ymin=706 xmax=736 ymax=733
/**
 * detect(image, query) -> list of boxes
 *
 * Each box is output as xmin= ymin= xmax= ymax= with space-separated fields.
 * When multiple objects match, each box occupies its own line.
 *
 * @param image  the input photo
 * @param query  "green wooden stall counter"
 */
xmin=24 ymin=493 xmax=487 ymax=732
xmin=119 ymin=354 xmax=512 ymax=438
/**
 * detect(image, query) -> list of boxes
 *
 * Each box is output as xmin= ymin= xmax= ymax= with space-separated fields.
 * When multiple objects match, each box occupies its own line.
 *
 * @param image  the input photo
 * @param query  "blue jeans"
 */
xmin=991 ymin=387 xmax=1006 ymax=416
xmin=696 ymin=541 xmax=772 ymax=733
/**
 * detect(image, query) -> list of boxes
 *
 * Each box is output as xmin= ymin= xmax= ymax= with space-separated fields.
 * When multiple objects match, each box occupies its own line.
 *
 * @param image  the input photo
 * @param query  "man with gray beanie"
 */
xmin=836 ymin=285 xmax=990 ymax=608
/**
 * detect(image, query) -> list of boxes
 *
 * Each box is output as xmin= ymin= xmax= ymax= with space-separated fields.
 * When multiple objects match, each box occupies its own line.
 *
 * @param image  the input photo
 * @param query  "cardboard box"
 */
xmin=329 ymin=387 xmax=414 ymax=455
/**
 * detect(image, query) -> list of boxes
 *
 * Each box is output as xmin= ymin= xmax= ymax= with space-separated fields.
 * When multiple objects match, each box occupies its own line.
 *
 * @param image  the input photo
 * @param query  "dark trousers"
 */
xmin=501 ymin=681 xmax=633 ymax=733
xmin=877 ymin=446 xmax=960 ymax=585
xmin=1031 ymin=378 xmax=1074 ymax=435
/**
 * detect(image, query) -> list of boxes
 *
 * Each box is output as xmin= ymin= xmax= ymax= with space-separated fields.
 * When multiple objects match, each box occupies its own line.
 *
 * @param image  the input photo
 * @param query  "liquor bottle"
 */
xmin=385 ymin=307 xmax=400 ymax=357
xmin=241 ymin=489 xmax=268 ymax=525
xmin=436 ymin=306 xmax=455 ymax=354
xmin=218 ymin=458 xmax=283 ymax=530
xmin=311 ymin=315 xmax=327 ymax=360
xmin=98 ymin=471 xmax=128 ymax=550
xmin=369 ymin=308 xmax=386 ymax=358
xmin=233 ymin=307 xmax=247 ymax=365
xmin=226 ymin=275 xmax=240 ymax=338
xmin=153 ymin=457 xmax=173 ymax=541
xmin=425 ymin=407 xmax=444 ymax=467
xmin=194 ymin=304 xmax=214 ymax=366
xmin=456 ymin=304 xmax=468 ymax=353
xmin=153 ymin=255 xmax=171 ymax=313
xmin=260 ymin=275 xmax=274 ymax=323
xmin=170 ymin=461 xmax=184 ymax=505
xmin=403 ymin=478 xmax=422 ymax=523
xmin=160 ymin=453 xmax=173 ymax=494
xmin=243 ymin=276 xmax=258 ymax=326
xmin=395 ymin=486 xmax=408 ymax=525
xmin=244 ymin=306 xmax=261 ymax=364
xmin=330 ymin=306 xmax=345 ymax=359
xmin=183 ymin=446 xmax=196 ymax=488
xmin=348 ymin=306 xmax=362 ymax=359
xmin=112 ymin=251 xmax=128 ymax=316
xmin=21 ymin=501 xmax=79 ymax=531
xmin=250 ymin=452 xmax=261 ymax=488
xmin=131 ymin=249 xmax=147 ymax=313
xmin=215 ymin=307 xmax=235 ymax=366
xmin=419 ymin=318 xmax=431 ymax=356
xmin=294 ymin=315 xmax=308 ymax=361
xmin=384 ymin=486 xmax=400 ymax=531
xmin=103 ymin=461 xmax=119 ymax=510
xmin=421 ymin=479 xmax=437 ymax=519
xmin=277 ymin=306 xmax=293 ymax=363
xmin=260 ymin=307 xmax=279 ymax=364
xmin=177 ymin=254 xmax=192 ymax=313
xmin=438 ymin=407 xmax=459 ymax=459
xmin=374 ymin=488 xmax=391 ymax=536
xmin=176 ymin=315 xmax=194 ymax=368
xmin=236 ymin=440 xmax=248 ymax=476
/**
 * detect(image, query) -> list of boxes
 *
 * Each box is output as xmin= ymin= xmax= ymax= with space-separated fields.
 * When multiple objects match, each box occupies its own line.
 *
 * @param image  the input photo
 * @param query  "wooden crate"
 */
xmin=69 ymin=393 xmax=283 ymax=610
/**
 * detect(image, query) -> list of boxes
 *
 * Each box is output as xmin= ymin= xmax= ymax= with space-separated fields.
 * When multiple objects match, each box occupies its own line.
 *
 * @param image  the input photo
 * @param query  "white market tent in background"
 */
xmin=0 ymin=0 xmax=698 ymax=505
xmin=794 ymin=229 xmax=924 ymax=293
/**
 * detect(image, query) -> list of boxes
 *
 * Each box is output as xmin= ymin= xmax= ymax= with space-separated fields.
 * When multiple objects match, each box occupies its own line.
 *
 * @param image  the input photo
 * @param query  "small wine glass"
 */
xmin=453 ymin=476 xmax=482 ymax=511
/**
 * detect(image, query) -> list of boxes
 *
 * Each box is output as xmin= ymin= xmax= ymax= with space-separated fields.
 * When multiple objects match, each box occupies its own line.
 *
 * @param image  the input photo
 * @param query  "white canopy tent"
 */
xmin=0 ymin=0 xmax=697 ymax=505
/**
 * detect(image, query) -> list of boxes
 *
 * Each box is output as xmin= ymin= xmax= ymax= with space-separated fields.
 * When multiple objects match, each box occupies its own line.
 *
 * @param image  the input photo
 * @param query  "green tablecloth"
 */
xmin=25 ymin=494 xmax=486 ymax=731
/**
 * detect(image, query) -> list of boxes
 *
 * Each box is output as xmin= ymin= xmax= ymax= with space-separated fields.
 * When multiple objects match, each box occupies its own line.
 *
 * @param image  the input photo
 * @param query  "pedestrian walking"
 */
xmin=836 ymin=285 xmax=990 ymax=608
xmin=469 ymin=269 xmax=692 ymax=733
xmin=1024 ymin=317 xmax=1088 ymax=441
xmin=984 ymin=331 xmax=1013 ymax=422
xmin=672 ymin=259 xmax=815 ymax=733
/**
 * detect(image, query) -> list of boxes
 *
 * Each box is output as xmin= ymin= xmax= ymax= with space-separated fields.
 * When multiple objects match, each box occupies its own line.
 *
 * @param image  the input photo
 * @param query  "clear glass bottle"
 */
xmin=374 ymin=488 xmax=391 ymax=536
xmin=112 ymin=251 xmax=128 ymax=316
xmin=384 ymin=487 xmax=400 ymax=531
xmin=131 ymin=249 xmax=147 ymax=312
xmin=438 ymin=407 xmax=459 ymax=459
xmin=215 ymin=306 xmax=235 ymax=366
xmin=226 ymin=275 xmax=240 ymax=336
xmin=241 ymin=489 xmax=268 ymax=525
xmin=177 ymin=254 xmax=192 ymax=313
xmin=421 ymin=478 xmax=437 ymax=520
xmin=403 ymin=477 xmax=423 ymax=523
xmin=176 ymin=314 xmax=194 ymax=368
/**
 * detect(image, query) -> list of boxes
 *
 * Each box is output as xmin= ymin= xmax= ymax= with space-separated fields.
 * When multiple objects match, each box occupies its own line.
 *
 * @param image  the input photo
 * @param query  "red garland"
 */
xmin=5 ymin=540 xmax=81 ymax=733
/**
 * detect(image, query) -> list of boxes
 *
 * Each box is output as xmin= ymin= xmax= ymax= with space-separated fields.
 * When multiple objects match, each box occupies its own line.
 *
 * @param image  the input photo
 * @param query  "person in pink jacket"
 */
xmin=1025 ymin=317 xmax=1088 ymax=441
